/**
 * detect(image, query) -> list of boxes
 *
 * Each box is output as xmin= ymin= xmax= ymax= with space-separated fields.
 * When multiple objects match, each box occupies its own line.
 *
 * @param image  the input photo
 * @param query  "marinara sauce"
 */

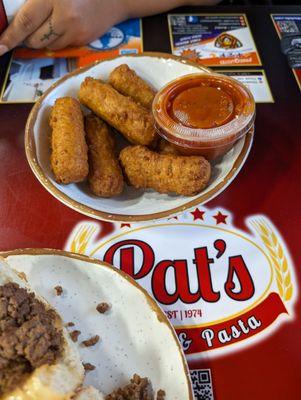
xmin=153 ymin=73 xmax=255 ymax=160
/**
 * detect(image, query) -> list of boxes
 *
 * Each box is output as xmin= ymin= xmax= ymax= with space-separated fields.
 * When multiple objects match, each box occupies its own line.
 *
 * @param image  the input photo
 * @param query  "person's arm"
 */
xmin=0 ymin=0 xmax=219 ymax=56
xmin=124 ymin=0 xmax=219 ymax=19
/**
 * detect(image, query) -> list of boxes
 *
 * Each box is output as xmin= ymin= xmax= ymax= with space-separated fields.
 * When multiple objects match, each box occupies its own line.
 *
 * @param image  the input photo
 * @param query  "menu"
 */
xmin=294 ymin=68 xmax=301 ymax=91
xmin=271 ymin=14 xmax=301 ymax=91
xmin=219 ymin=70 xmax=274 ymax=103
xmin=168 ymin=14 xmax=262 ymax=67
xmin=0 ymin=18 xmax=143 ymax=103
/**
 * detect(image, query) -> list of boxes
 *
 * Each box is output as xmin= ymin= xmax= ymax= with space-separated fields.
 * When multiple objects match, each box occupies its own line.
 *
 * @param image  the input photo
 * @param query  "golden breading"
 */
xmin=78 ymin=77 xmax=157 ymax=147
xmin=120 ymin=145 xmax=211 ymax=196
xmin=157 ymin=138 xmax=179 ymax=155
xmin=85 ymin=114 xmax=124 ymax=197
xmin=50 ymin=97 xmax=88 ymax=184
xmin=109 ymin=64 xmax=156 ymax=109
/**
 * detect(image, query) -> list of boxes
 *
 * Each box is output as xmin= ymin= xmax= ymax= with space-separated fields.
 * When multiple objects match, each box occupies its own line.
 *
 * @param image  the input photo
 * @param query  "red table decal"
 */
xmin=177 ymin=292 xmax=287 ymax=354
xmin=0 ymin=0 xmax=7 ymax=34
xmin=65 ymin=207 xmax=297 ymax=359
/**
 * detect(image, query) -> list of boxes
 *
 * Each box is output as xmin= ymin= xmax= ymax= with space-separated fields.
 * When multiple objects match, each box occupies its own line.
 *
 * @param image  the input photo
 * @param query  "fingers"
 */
xmin=46 ymin=33 xmax=73 ymax=50
xmin=0 ymin=0 xmax=53 ymax=54
xmin=24 ymin=6 xmax=85 ymax=51
xmin=25 ymin=16 xmax=63 ymax=49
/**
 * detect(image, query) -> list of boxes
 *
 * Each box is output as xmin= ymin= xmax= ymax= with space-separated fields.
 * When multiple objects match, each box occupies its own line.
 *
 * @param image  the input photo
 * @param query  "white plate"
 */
xmin=25 ymin=53 xmax=253 ymax=222
xmin=2 ymin=249 xmax=193 ymax=399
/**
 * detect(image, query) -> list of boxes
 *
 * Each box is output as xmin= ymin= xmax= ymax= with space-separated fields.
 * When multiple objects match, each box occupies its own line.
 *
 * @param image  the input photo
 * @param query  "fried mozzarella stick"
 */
xmin=120 ymin=146 xmax=211 ymax=196
xmin=85 ymin=114 xmax=124 ymax=197
xmin=78 ymin=77 xmax=157 ymax=147
xmin=109 ymin=64 xmax=156 ymax=109
xmin=50 ymin=97 xmax=88 ymax=184
xmin=157 ymin=138 xmax=179 ymax=155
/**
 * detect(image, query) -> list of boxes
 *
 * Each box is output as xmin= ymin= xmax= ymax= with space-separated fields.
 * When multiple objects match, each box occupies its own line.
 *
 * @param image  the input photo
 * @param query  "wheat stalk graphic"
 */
xmin=251 ymin=218 xmax=292 ymax=301
xmin=69 ymin=224 xmax=97 ymax=255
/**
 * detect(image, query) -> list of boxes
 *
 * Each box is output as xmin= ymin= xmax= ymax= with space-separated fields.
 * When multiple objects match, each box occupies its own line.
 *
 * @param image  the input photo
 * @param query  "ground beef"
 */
xmin=96 ymin=302 xmax=110 ymax=314
xmin=0 ymin=282 xmax=64 ymax=396
xmin=83 ymin=362 xmax=96 ymax=372
xmin=54 ymin=286 xmax=63 ymax=296
xmin=156 ymin=389 xmax=166 ymax=400
xmin=106 ymin=374 xmax=165 ymax=400
xmin=69 ymin=330 xmax=81 ymax=342
xmin=82 ymin=335 xmax=99 ymax=347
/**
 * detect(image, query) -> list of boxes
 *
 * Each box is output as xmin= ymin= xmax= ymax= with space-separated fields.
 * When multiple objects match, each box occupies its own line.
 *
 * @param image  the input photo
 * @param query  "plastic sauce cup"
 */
xmin=152 ymin=73 xmax=256 ymax=160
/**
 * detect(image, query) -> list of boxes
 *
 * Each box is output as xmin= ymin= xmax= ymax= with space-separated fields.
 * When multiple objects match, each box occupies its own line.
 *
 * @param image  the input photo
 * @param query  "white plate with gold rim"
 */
xmin=1 ymin=248 xmax=193 ymax=399
xmin=25 ymin=52 xmax=253 ymax=222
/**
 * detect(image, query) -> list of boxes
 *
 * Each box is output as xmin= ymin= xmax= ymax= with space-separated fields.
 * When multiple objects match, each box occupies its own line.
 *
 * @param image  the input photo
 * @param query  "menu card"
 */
xmin=168 ymin=14 xmax=262 ymax=67
xmin=0 ymin=18 xmax=143 ymax=103
xmin=271 ymin=14 xmax=301 ymax=91
xmin=219 ymin=70 xmax=274 ymax=103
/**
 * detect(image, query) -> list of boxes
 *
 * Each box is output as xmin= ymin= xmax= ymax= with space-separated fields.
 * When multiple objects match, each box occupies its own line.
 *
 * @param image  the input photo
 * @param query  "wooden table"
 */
xmin=0 ymin=4 xmax=300 ymax=399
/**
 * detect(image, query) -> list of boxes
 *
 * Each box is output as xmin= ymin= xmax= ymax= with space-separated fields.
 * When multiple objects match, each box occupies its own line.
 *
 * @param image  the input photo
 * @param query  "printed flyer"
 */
xmin=0 ymin=18 xmax=143 ymax=103
xmin=65 ymin=207 xmax=297 ymax=399
xmin=168 ymin=14 xmax=262 ymax=67
xmin=220 ymin=70 xmax=274 ymax=103
xmin=271 ymin=14 xmax=301 ymax=91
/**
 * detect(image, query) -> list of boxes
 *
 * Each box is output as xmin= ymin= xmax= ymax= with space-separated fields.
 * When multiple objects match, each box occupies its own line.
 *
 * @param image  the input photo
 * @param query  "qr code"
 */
xmin=190 ymin=369 xmax=214 ymax=400
xmin=278 ymin=20 xmax=298 ymax=33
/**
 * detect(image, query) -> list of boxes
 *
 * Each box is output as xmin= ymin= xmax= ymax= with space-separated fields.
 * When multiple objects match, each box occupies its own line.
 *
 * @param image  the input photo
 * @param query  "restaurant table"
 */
xmin=0 ymin=4 xmax=301 ymax=400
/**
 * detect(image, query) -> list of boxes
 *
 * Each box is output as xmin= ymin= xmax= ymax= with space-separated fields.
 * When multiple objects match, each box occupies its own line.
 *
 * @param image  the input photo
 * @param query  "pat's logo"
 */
xmin=65 ymin=209 xmax=297 ymax=358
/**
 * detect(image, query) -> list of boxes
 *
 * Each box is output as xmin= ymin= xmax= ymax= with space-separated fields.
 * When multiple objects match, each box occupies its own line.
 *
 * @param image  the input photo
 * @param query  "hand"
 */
xmin=0 ymin=0 xmax=127 ymax=55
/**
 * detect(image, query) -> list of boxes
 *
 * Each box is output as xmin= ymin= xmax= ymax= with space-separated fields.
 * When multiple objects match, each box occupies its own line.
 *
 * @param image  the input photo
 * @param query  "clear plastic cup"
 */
xmin=153 ymin=73 xmax=256 ymax=160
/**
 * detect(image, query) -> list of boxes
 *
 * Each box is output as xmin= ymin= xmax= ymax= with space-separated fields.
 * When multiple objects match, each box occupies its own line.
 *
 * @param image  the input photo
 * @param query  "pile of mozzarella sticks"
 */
xmin=50 ymin=64 xmax=211 ymax=197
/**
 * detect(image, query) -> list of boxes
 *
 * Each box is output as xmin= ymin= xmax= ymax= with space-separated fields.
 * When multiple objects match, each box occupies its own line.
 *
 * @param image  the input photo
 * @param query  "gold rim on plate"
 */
xmin=1 ymin=247 xmax=194 ymax=399
xmin=25 ymin=52 xmax=253 ymax=222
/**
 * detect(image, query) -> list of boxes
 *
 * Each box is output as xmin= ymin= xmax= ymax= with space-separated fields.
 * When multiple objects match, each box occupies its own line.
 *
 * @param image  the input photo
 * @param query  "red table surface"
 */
xmin=0 ymin=4 xmax=301 ymax=400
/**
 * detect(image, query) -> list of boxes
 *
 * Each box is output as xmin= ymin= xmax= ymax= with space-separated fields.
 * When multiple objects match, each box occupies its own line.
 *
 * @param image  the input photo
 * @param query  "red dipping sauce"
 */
xmin=153 ymin=73 xmax=255 ymax=160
